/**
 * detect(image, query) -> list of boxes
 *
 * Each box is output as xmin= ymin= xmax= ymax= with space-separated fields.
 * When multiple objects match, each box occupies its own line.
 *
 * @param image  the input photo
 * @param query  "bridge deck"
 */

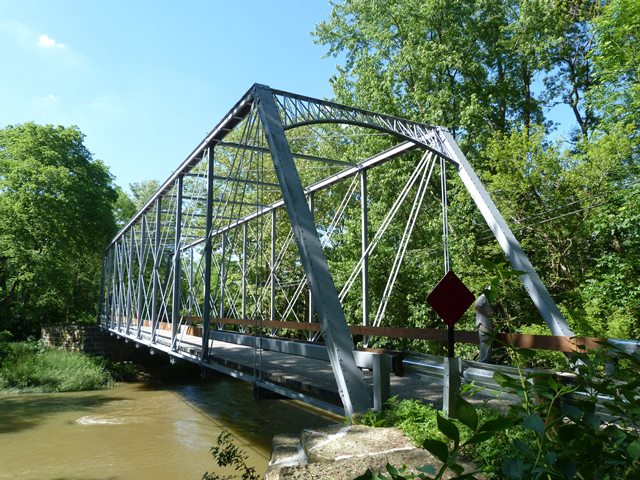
xmin=108 ymin=325 xmax=509 ymax=415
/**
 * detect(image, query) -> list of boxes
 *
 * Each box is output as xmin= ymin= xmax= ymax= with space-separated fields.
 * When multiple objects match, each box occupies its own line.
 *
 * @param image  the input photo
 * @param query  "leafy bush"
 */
xmin=355 ymin=397 xmax=442 ymax=445
xmin=494 ymin=345 xmax=640 ymax=479
xmin=354 ymin=396 xmax=521 ymax=478
xmin=356 ymin=395 xmax=514 ymax=479
xmin=202 ymin=430 xmax=259 ymax=480
xmin=0 ymin=341 xmax=113 ymax=392
xmin=357 ymin=343 xmax=640 ymax=479
xmin=105 ymin=360 xmax=142 ymax=382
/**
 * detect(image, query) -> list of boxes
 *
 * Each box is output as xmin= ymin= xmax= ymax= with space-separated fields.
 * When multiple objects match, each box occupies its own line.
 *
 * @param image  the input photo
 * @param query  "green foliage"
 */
xmin=0 ymin=341 xmax=113 ymax=392
xmin=356 ymin=396 xmax=514 ymax=479
xmin=128 ymin=179 xmax=160 ymax=210
xmin=202 ymin=430 xmax=259 ymax=480
xmin=104 ymin=360 xmax=142 ymax=382
xmin=0 ymin=123 xmax=117 ymax=337
xmin=590 ymin=0 xmax=640 ymax=130
xmin=315 ymin=0 xmax=640 ymax=348
xmin=355 ymin=344 xmax=640 ymax=479
xmin=494 ymin=346 xmax=640 ymax=479
xmin=353 ymin=396 xmax=521 ymax=479
xmin=113 ymin=186 xmax=137 ymax=228
xmin=355 ymin=397 xmax=442 ymax=446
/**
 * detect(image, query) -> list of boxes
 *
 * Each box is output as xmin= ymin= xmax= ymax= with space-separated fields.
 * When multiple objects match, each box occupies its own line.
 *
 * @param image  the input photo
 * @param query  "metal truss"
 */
xmin=99 ymin=83 xmax=573 ymax=416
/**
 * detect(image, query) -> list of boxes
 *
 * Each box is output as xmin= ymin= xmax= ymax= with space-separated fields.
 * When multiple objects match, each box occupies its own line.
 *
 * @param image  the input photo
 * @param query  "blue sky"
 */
xmin=0 ymin=1 xmax=338 ymax=191
xmin=1 ymin=1 xmax=577 ymax=193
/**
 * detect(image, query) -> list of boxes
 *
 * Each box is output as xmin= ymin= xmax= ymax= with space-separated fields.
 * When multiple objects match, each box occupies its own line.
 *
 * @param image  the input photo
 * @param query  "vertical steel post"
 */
xmin=103 ymin=249 xmax=114 ymax=328
xmin=201 ymin=147 xmax=214 ymax=360
xmin=110 ymin=246 xmax=117 ymax=329
xmin=125 ymin=228 xmax=135 ymax=334
xmin=255 ymin=85 xmax=371 ymax=415
xmin=97 ymin=254 xmax=107 ymax=326
xmin=188 ymin=248 xmax=194 ymax=313
xmin=115 ymin=240 xmax=123 ymax=331
xmin=440 ymin=157 xmax=450 ymax=273
xmin=151 ymin=197 xmax=162 ymax=343
xmin=136 ymin=216 xmax=146 ymax=338
xmin=360 ymin=170 xmax=370 ymax=342
xmin=242 ymin=222 xmax=247 ymax=324
xmin=220 ymin=232 xmax=226 ymax=321
xmin=270 ymin=209 xmax=276 ymax=322
xmin=171 ymin=176 xmax=183 ymax=350
xmin=307 ymin=192 xmax=314 ymax=340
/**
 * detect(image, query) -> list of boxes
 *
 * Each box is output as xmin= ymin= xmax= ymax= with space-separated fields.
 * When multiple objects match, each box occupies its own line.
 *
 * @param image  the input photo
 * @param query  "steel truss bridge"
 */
xmin=99 ymin=84 xmax=574 ymax=416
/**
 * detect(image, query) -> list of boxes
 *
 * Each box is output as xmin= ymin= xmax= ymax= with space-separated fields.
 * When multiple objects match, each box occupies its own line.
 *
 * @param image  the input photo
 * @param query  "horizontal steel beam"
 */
xmin=218 ymin=141 xmax=353 ymax=167
xmin=211 ymin=330 xmax=330 ymax=361
xmin=210 ymin=175 xmax=279 ymax=188
xmin=181 ymin=141 xmax=417 ymax=250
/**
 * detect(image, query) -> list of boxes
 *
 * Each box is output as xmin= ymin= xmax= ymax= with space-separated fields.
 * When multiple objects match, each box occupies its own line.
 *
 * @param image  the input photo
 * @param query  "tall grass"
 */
xmin=0 ymin=341 xmax=113 ymax=392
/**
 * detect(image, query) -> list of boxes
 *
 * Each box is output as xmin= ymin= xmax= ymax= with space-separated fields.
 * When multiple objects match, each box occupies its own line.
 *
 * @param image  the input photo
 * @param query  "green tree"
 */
xmin=315 ymin=0 xmax=640 ymax=347
xmin=129 ymin=179 xmax=160 ymax=209
xmin=113 ymin=186 xmax=137 ymax=228
xmin=590 ymin=0 xmax=640 ymax=134
xmin=0 ymin=123 xmax=117 ymax=337
xmin=112 ymin=180 xmax=160 ymax=228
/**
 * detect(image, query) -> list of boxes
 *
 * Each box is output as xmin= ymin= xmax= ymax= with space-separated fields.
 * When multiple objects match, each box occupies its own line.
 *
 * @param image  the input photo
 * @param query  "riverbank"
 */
xmin=0 ymin=340 xmax=114 ymax=393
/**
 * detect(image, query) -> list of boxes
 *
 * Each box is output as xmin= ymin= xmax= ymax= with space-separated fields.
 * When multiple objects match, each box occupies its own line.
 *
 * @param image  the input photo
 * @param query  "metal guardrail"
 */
xmin=402 ymin=353 xmax=624 ymax=420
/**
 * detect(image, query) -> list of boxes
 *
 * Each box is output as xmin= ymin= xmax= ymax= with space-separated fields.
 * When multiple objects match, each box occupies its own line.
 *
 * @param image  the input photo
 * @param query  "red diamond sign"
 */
xmin=427 ymin=271 xmax=475 ymax=326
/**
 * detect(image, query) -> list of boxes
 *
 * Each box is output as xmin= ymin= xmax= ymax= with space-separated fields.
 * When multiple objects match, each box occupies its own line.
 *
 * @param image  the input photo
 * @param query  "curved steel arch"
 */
xmin=270 ymin=87 xmax=455 ymax=166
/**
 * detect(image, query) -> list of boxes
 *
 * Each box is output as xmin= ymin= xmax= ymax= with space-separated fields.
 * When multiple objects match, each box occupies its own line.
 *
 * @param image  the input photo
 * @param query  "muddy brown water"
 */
xmin=0 ymin=377 xmax=339 ymax=479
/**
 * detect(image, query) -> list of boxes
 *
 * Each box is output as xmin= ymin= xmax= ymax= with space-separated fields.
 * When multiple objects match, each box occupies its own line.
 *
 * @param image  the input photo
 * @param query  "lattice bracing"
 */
xmin=99 ymin=84 xmax=573 ymax=416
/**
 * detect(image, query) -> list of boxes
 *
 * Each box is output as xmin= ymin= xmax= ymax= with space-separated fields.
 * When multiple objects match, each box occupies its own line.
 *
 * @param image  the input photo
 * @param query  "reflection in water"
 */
xmin=0 ymin=376 xmax=338 ymax=480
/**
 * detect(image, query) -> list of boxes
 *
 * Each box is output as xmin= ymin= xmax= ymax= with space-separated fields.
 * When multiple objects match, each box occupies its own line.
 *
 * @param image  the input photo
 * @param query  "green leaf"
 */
xmin=543 ymin=451 xmax=557 ymax=465
xmin=465 ymin=431 xmax=494 ymax=444
xmin=502 ymin=457 xmax=524 ymax=479
xmin=556 ymin=458 xmax=577 ymax=479
xmin=422 ymin=439 xmax=449 ymax=463
xmin=560 ymin=403 xmax=583 ymax=420
xmin=493 ymin=372 xmax=520 ymax=391
xmin=437 ymin=413 xmax=460 ymax=444
xmin=583 ymin=412 xmax=602 ymax=430
xmin=416 ymin=465 xmax=436 ymax=475
xmin=628 ymin=440 xmax=640 ymax=460
xmin=514 ymin=348 xmax=536 ymax=359
xmin=449 ymin=462 xmax=465 ymax=475
xmin=354 ymin=470 xmax=375 ymax=480
xmin=557 ymin=424 xmax=581 ymax=443
xmin=523 ymin=414 xmax=544 ymax=437
xmin=454 ymin=396 xmax=478 ymax=431
xmin=479 ymin=417 xmax=513 ymax=433
xmin=385 ymin=463 xmax=400 ymax=477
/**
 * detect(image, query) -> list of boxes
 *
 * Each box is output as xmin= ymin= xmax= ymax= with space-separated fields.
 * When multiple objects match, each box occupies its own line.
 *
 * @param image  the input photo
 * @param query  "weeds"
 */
xmin=0 ymin=341 xmax=113 ymax=392
xmin=355 ymin=343 xmax=640 ymax=479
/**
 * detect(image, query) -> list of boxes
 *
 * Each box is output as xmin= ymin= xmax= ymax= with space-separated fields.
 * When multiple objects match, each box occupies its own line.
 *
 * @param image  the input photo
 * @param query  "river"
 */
xmin=0 ymin=376 xmax=339 ymax=479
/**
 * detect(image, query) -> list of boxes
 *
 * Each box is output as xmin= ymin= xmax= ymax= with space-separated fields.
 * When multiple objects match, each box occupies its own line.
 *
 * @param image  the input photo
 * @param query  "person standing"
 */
xmin=475 ymin=293 xmax=495 ymax=363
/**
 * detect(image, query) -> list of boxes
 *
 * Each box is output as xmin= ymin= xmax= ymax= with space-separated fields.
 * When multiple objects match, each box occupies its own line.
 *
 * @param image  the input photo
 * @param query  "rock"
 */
xmin=265 ymin=424 xmax=479 ymax=480
xmin=302 ymin=425 xmax=414 ymax=463
xmin=265 ymin=433 xmax=307 ymax=480
xmin=275 ymin=448 xmax=434 ymax=480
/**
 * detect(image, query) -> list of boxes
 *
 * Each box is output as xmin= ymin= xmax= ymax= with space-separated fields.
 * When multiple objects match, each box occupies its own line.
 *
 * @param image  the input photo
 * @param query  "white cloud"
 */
xmin=38 ymin=34 xmax=65 ymax=49
xmin=45 ymin=94 xmax=60 ymax=104
xmin=30 ymin=94 xmax=62 ymax=108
